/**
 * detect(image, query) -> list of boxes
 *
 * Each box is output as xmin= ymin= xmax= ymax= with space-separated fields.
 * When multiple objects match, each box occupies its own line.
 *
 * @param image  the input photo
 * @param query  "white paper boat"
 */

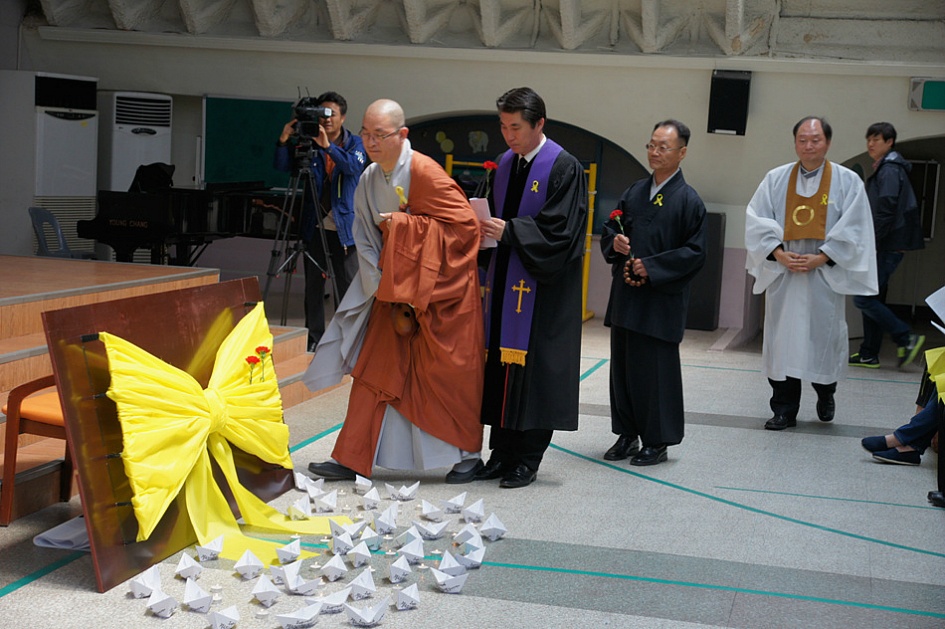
xmin=420 ymin=499 xmax=444 ymax=522
xmin=430 ymin=567 xmax=469 ymax=593
xmin=284 ymin=560 xmax=322 ymax=596
xmin=294 ymin=471 xmax=310 ymax=491
xmin=329 ymin=519 xmax=347 ymax=538
xmin=384 ymin=481 xmax=419 ymax=501
xmin=374 ymin=508 xmax=397 ymax=535
xmin=320 ymin=553 xmax=348 ymax=581
xmin=452 ymin=522 xmax=480 ymax=545
xmin=441 ymin=491 xmax=466 ymax=514
xmin=332 ymin=531 xmax=354 ymax=556
xmin=360 ymin=526 xmax=382 ymax=551
xmin=398 ymin=538 xmax=424 ymax=565
xmin=348 ymin=540 xmax=372 ymax=568
xmin=175 ymin=552 xmax=203 ymax=580
xmin=396 ymin=525 xmax=421 ymax=547
xmin=343 ymin=597 xmax=390 ymax=627
xmin=270 ymin=563 xmax=287 ymax=585
xmin=462 ymin=498 xmax=485 ymax=523
xmin=413 ymin=520 xmax=449 ymax=541
xmin=354 ymin=474 xmax=373 ymax=495
xmin=288 ymin=495 xmax=313 ymax=520
xmin=362 ymin=486 xmax=381 ymax=511
xmin=183 ymin=577 xmax=212 ymax=613
xmin=316 ymin=489 xmax=338 ymax=513
xmin=437 ymin=551 xmax=467 ymax=576
xmin=276 ymin=602 xmax=323 ymax=629
xmin=129 ymin=564 xmax=161 ymax=598
xmin=253 ymin=574 xmax=282 ymax=607
xmin=146 ymin=588 xmax=178 ymax=618
xmin=344 ymin=520 xmax=370 ymax=538
xmin=480 ymin=512 xmax=507 ymax=541
xmin=209 ymin=604 xmax=240 ymax=629
xmin=395 ymin=583 xmax=420 ymax=611
xmin=195 ymin=535 xmax=224 ymax=562
xmin=305 ymin=586 xmax=351 ymax=614
xmin=305 ymin=479 xmax=326 ymax=501
xmin=388 ymin=554 xmax=411 ymax=583
xmin=349 ymin=567 xmax=377 ymax=600
xmin=277 ymin=538 xmax=302 ymax=564
xmin=456 ymin=545 xmax=485 ymax=570
xmin=234 ymin=549 xmax=264 ymax=580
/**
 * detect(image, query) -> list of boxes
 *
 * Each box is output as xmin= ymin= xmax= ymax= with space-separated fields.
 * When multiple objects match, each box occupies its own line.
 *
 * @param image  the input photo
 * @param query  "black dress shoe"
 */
xmin=604 ymin=435 xmax=640 ymax=461
xmin=630 ymin=445 xmax=668 ymax=466
xmin=816 ymin=395 xmax=835 ymax=422
xmin=764 ymin=414 xmax=797 ymax=430
xmin=499 ymin=463 xmax=537 ymax=488
xmin=307 ymin=460 xmax=357 ymax=480
xmin=472 ymin=458 xmax=507 ymax=481
xmin=928 ymin=491 xmax=945 ymax=509
xmin=444 ymin=459 xmax=484 ymax=484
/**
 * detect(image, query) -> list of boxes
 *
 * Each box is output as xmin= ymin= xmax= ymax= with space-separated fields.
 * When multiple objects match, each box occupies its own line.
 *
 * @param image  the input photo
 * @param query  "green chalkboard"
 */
xmin=203 ymin=96 xmax=293 ymax=188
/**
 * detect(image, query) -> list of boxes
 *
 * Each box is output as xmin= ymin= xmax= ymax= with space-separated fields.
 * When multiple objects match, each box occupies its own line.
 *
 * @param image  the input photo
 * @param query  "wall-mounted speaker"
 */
xmin=707 ymin=70 xmax=751 ymax=136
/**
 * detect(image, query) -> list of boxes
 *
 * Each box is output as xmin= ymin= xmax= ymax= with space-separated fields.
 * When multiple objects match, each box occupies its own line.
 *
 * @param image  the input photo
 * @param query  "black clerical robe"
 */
xmin=481 ymin=147 xmax=588 ymax=432
xmin=600 ymin=170 xmax=707 ymax=445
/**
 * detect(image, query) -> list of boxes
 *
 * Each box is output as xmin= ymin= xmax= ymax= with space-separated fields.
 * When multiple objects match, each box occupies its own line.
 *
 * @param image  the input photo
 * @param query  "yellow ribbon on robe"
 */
xmin=101 ymin=302 xmax=342 ymax=565
xmin=926 ymin=346 xmax=945 ymax=403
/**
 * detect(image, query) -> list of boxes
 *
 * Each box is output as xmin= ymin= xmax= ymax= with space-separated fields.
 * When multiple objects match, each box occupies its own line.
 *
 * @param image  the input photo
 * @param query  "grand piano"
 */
xmin=78 ymin=182 xmax=291 ymax=265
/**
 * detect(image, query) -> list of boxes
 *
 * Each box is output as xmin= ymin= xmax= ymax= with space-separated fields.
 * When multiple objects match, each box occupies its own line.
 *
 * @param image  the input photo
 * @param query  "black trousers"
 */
xmin=303 ymin=230 xmax=357 ymax=347
xmin=487 ymin=426 xmax=553 ymax=472
xmin=768 ymin=377 xmax=836 ymax=419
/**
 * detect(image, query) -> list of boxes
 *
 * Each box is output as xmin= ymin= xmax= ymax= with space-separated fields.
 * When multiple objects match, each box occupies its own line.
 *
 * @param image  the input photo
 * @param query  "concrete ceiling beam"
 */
xmin=543 ymin=0 xmax=609 ymax=51
xmin=106 ymin=0 xmax=165 ymax=31
xmin=402 ymin=0 xmax=459 ymax=44
xmin=324 ymin=0 xmax=382 ymax=41
xmin=249 ymin=0 xmax=311 ymax=37
xmin=703 ymin=0 xmax=773 ymax=56
xmin=39 ymin=0 xmax=97 ymax=27
xmin=177 ymin=0 xmax=239 ymax=35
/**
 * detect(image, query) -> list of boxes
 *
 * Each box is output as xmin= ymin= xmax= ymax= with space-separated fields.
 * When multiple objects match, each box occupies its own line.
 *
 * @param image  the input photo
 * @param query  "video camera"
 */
xmin=294 ymin=97 xmax=333 ymax=139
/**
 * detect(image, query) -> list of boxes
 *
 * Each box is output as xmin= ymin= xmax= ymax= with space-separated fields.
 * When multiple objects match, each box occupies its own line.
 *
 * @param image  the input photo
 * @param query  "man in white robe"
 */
xmin=745 ymin=116 xmax=877 ymax=430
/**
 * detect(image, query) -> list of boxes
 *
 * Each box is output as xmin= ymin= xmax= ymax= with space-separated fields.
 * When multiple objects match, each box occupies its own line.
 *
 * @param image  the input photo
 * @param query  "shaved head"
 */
xmin=365 ymin=99 xmax=405 ymax=130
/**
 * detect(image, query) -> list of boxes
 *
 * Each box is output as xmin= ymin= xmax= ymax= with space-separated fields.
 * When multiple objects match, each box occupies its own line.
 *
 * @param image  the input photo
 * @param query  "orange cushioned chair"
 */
xmin=1 ymin=375 xmax=72 ymax=526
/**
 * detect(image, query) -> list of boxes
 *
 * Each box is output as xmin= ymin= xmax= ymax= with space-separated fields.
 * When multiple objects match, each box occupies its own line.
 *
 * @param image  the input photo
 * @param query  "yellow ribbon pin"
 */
xmin=821 ymin=193 xmax=828 ymax=206
xmin=530 ymin=180 xmax=539 ymax=193
xmin=395 ymin=185 xmax=408 ymax=208
xmin=654 ymin=193 xmax=664 ymax=207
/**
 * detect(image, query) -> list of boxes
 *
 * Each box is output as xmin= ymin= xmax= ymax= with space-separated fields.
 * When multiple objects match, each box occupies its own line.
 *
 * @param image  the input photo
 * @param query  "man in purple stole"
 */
xmin=475 ymin=87 xmax=588 ymax=489
xmin=600 ymin=120 xmax=707 ymax=466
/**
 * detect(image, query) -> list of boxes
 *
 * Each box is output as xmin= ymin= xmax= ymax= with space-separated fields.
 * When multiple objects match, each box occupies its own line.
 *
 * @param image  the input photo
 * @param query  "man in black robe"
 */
xmin=600 ymin=119 xmax=707 ymax=466
xmin=475 ymin=87 xmax=588 ymax=489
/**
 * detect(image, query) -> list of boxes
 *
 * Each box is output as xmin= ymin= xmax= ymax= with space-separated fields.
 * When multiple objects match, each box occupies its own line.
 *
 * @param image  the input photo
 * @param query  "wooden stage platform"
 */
xmin=0 ymin=254 xmax=318 ymax=524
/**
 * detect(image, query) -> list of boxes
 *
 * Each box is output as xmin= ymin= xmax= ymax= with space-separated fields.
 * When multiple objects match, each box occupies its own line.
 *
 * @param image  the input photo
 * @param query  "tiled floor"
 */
xmin=0 ymin=315 xmax=942 ymax=628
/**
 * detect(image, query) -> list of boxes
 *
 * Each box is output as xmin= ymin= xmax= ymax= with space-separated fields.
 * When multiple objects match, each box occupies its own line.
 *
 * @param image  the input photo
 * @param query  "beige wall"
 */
xmin=16 ymin=28 xmax=945 ymax=329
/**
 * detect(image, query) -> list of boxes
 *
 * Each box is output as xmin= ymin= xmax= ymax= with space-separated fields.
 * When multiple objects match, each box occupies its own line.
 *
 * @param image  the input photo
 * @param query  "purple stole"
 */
xmin=484 ymin=139 xmax=563 ymax=366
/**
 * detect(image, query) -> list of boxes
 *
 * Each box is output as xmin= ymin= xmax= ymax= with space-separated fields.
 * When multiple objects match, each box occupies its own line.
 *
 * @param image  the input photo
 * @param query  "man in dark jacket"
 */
xmin=275 ymin=91 xmax=367 ymax=350
xmin=850 ymin=122 xmax=925 ymax=369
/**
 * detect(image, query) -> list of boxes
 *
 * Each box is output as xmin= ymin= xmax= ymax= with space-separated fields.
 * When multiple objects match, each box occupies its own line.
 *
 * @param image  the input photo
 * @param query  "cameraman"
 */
xmin=275 ymin=91 xmax=367 ymax=350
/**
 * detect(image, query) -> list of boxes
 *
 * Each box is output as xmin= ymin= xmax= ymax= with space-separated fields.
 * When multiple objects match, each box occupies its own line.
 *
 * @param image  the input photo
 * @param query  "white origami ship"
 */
xmin=452 ymin=522 xmax=480 ymax=546
xmin=462 ymin=498 xmax=485 ymax=523
xmin=480 ymin=512 xmax=508 ymax=541
xmin=343 ymin=597 xmax=390 ymax=627
xmin=388 ymin=554 xmax=412 ymax=583
xmin=362 ymin=486 xmax=381 ymax=511
xmin=398 ymin=538 xmax=425 ymax=565
xmin=305 ymin=586 xmax=351 ymax=614
xmin=359 ymin=526 xmax=382 ymax=551
xmin=348 ymin=540 xmax=372 ymax=568
xmin=455 ymin=545 xmax=485 ymax=570
xmin=414 ymin=520 xmax=449 ymax=541
xmin=288 ymin=495 xmax=313 ymax=520
xmin=354 ymin=474 xmax=373 ymax=495
xmin=430 ymin=567 xmax=469 ymax=593
xmin=234 ymin=549 xmax=264 ymax=580
xmin=320 ymin=553 xmax=348 ymax=582
xmin=275 ymin=602 xmax=323 ymax=629
xmin=420 ymin=499 xmax=444 ymax=522
xmin=349 ymin=567 xmax=377 ymax=600
xmin=315 ymin=489 xmax=338 ymax=513
xmin=284 ymin=559 xmax=323 ymax=596
xmin=332 ymin=531 xmax=355 ymax=556
xmin=183 ymin=577 xmax=212 ymax=613
xmin=252 ymin=574 xmax=282 ymax=608
xmin=175 ymin=552 xmax=203 ymax=580
xmin=437 ymin=551 xmax=467 ymax=577
xmin=129 ymin=564 xmax=161 ymax=599
xmin=441 ymin=491 xmax=466 ymax=514
xmin=277 ymin=538 xmax=302 ymax=564
xmin=146 ymin=588 xmax=178 ymax=618
xmin=209 ymin=604 xmax=240 ymax=629
xmin=384 ymin=481 xmax=419 ymax=501
xmin=396 ymin=583 xmax=420 ymax=611
xmin=195 ymin=535 xmax=224 ymax=562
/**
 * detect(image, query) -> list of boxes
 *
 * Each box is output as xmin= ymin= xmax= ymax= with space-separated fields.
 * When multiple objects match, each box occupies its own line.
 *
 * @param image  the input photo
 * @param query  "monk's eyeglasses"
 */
xmin=360 ymin=128 xmax=402 ymax=143
xmin=645 ymin=144 xmax=683 ymax=154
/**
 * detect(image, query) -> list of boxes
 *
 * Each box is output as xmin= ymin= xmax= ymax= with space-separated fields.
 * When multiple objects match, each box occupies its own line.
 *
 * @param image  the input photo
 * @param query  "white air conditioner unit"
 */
xmin=98 ymin=91 xmax=173 ymax=191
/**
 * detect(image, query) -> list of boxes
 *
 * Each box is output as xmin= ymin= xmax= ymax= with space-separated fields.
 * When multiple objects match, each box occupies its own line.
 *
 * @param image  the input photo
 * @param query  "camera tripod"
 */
xmin=262 ymin=148 xmax=341 ymax=327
